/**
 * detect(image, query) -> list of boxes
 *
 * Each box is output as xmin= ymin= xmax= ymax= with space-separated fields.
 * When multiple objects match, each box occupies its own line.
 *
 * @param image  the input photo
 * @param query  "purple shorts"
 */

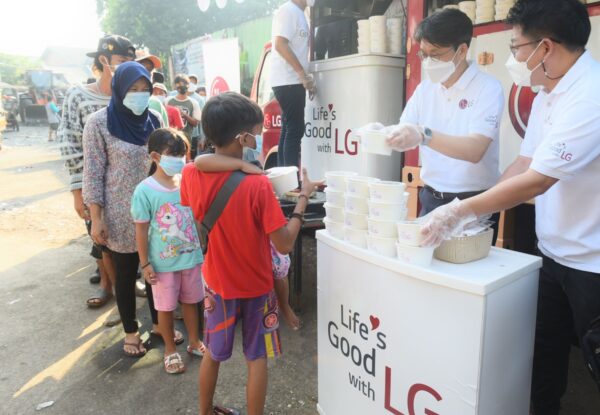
xmin=204 ymin=290 xmax=281 ymax=362
xmin=152 ymin=265 xmax=204 ymax=311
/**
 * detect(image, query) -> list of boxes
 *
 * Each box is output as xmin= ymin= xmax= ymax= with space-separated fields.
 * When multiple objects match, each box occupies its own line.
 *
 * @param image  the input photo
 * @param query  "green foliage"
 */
xmin=0 ymin=54 xmax=42 ymax=85
xmin=97 ymin=0 xmax=285 ymax=56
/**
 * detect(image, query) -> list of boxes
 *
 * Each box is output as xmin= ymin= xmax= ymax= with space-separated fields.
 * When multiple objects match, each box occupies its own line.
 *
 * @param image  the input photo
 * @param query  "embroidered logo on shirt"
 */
xmin=485 ymin=115 xmax=499 ymax=129
xmin=549 ymin=142 xmax=573 ymax=162
xmin=459 ymin=99 xmax=473 ymax=109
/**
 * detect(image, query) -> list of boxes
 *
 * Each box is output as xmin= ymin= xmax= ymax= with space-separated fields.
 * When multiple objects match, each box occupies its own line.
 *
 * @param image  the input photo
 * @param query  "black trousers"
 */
xmin=110 ymin=251 xmax=158 ymax=333
xmin=531 ymin=254 xmax=600 ymax=415
xmin=418 ymin=186 xmax=500 ymax=245
xmin=272 ymin=84 xmax=306 ymax=169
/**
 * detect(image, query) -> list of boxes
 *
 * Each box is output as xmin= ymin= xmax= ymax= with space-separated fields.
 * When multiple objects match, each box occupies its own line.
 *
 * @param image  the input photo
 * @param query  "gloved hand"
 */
xmin=302 ymin=73 xmax=316 ymax=93
xmin=386 ymin=123 xmax=423 ymax=152
xmin=420 ymin=198 xmax=478 ymax=247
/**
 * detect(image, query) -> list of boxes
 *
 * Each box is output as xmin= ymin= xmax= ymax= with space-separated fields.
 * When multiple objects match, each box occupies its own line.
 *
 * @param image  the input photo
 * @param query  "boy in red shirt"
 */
xmin=180 ymin=92 xmax=321 ymax=415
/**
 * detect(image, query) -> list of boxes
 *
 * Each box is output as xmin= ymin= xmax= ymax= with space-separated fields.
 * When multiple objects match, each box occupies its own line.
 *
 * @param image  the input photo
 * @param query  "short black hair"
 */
xmin=147 ymin=128 xmax=189 ymax=175
xmin=507 ymin=0 xmax=590 ymax=51
xmin=201 ymin=92 xmax=263 ymax=148
xmin=197 ymin=86 xmax=206 ymax=93
xmin=174 ymin=74 xmax=189 ymax=85
xmin=189 ymin=75 xmax=198 ymax=82
xmin=152 ymin=71 xmax=165 ymax=84
xmin=415 ymin=9 xmax=473 ymax=49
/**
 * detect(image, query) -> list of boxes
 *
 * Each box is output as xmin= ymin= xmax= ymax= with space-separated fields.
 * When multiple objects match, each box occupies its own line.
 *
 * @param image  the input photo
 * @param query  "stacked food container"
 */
xmin=356 ymin=15 xmax=404 ymax=55
xmin=458 ymin=1 xmax=476 ymax=22
xmin=324 ymin=172 xmax=437 ymax=267
xmin=445 ymin=0 xmax=516 ymax=23
xmin=494 ymin=0 xmax=516 ymax=21
xmin=475 ymin=0 xmax=495 ymax=24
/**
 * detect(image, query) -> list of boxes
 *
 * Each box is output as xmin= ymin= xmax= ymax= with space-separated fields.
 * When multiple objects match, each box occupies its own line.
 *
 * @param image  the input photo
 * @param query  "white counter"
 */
xmin=316 ymin=230 xmax=542 ymax=415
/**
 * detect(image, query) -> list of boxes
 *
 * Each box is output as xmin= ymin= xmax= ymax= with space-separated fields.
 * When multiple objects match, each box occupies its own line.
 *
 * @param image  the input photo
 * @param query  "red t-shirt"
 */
xmin=166 ymin=105 xmax=184 ymax=130
xmin=180 ymin=163 xmax=287 ymax=299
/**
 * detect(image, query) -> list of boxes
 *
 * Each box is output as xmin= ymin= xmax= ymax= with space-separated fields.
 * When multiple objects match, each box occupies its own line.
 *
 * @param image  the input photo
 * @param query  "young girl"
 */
xmin=195 ymin=149 xmax=300 ymax=331
xmin=131 ymin=127 xmax=206 ymax=374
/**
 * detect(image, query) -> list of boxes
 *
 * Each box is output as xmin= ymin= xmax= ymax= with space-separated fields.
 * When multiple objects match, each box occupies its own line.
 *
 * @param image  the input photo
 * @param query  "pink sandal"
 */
xmin=164 ymin=352 xmax=185 ymax=374
xmin=187 ymin=341 xmax=207 ymax=357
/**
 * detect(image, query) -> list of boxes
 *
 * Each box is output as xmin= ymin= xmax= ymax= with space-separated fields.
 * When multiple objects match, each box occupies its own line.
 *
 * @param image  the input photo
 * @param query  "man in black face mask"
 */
xmin=166 ymin=74 xmax=202 ymax=156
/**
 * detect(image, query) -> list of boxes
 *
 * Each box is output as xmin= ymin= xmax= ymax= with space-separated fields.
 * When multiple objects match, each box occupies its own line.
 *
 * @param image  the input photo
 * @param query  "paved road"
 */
xmin=0 ymin=126 xmax=597 ymax=414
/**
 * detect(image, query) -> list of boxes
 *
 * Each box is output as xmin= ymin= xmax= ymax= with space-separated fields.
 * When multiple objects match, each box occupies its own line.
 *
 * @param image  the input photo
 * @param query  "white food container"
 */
xmin=323 ymin=217 xmax=345 ymax=240
xmin=266 ymin=166 xmax=298 ymax=196
xmin=344 ymin=194 xmax=369 ymax=214
xmin=344 ymin=226 xmax=368 ymax=249
xmin=324 ymin=187 xmax=345 ymax=207
xmin=396 ymin=221 xmax=426 ymax=247
xmin=344 ymin=210 xmax=369 ymax=230
xmin=324 ymin=203 xmax=345 ymax=223
xmin=367 ymin=200 xmax=407 ymax=221
xmin=369 ymin=181 xmax=407 ymax=204
xmin=367 ymin=217 xmax=398 ymax=238
xmin=396 ymin=241 xmax=435 ymax=267
xmin=346 ymin=176 xmax=379 ymax=198
xmin=325 ymin=171 xmax=358 ymax=191
xmin=360 ymin=130 xmax=392 ymax=156
xmin=367 ymin=234 xmax=397 ymax=258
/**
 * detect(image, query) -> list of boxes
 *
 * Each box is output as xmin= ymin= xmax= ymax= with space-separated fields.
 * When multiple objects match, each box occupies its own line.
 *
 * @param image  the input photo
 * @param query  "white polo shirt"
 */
xmin=270 ymin=1 xmax=310 ymax=88
xmin=520 ymin=51 xmax=600 ymax=273
xmin=400 ymin=62 xmax=503 ymax=193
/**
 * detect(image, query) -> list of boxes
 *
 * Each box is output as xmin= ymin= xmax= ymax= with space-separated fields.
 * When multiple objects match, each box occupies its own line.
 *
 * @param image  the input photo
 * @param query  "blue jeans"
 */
xmin=273 ymin=84 xmax=306 ymax=169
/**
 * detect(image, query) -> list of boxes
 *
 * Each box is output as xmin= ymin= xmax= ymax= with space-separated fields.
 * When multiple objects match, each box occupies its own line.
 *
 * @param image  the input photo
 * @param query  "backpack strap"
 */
xmin=200 ymin=170 xmax=247 ymax=246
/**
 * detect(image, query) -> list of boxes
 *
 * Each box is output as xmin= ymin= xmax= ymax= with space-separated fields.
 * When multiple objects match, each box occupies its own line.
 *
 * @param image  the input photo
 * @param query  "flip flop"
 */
xmin=86 ymin=288 xmax=113 ymax=308
xmin=123 ymin=338 xmax=146 ymax=358
xmin=150 ymin=329 xmax=185 ymax=345
xmin=213 ymin=406 xmax=240 ymax=415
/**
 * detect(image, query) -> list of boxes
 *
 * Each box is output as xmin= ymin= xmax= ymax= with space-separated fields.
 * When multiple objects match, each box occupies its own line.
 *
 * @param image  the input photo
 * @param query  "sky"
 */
xmin=0 ymin=0 xmax=103 ymax=57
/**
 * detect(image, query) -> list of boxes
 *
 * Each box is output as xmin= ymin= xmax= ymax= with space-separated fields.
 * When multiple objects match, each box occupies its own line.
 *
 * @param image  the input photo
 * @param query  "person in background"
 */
xmin=58 ymin=34 xmax=135 ymax=311
xmin=187 ymin=74 xmax=206 ymax=156
xmin=420 ymin=2 xmax=600 ymax=413
xmin=132 ymin=128 xmax=206 ymax=373
xmin=135 ymin=54 xmax=162 ymax=75
xmin=45 ymin=95 xmax=60 ymax=141
xmin=83 ymin=61 xmax=171 ymax=357
xmin=367 ymin=8 xmax=504 ymax=242
xmin=152 ymin=71 xmax=165 ymax=85
xmin=167 ymin=74 xmax=201 ymax=157
xmin=271 ymin=0 xmax=316 ymax=170
xmin=153 ymin=83 xmax=184 ymax=131
xmin=197 ymin=86 xmax=206 ymax=97
xmin=180 ymin=92 xmax=321 ymax=415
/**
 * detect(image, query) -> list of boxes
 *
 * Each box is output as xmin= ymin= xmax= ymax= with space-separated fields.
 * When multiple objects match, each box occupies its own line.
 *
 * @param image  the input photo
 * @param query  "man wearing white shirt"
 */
xmin=381 ymin=9 xmax=504 ymax=240
xmin=421 ymin=1 xmax=600 ymax=413
xmin=271 ymin=0 xmax=316 ymax=169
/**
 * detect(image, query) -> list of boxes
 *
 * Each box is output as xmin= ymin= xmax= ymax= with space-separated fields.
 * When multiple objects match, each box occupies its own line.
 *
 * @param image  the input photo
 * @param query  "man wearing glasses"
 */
xmin=378 ymin=8 xmax=504 ymax=240
xmin=422 ymin=1 xmax=600 ymax=413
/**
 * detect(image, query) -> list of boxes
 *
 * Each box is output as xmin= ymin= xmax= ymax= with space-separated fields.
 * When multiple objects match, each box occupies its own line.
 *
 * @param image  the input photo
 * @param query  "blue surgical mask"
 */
xmin=252 ymin=134 xmax=263 ymax=159
xmin=123 ymin=91 xmax=150 ymax=115
xmin=159 ymin=155 xmax=186 ymax=176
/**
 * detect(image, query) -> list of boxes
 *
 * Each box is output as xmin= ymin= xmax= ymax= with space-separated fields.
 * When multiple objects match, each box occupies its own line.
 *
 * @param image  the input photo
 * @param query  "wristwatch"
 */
xmin=420 ymin=126 xmax=433 ymax=146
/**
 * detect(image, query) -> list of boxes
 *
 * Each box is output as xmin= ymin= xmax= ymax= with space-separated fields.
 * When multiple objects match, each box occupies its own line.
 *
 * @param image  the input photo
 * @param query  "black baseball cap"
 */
xmin=86 ymin=35 xmax=136 ymax=58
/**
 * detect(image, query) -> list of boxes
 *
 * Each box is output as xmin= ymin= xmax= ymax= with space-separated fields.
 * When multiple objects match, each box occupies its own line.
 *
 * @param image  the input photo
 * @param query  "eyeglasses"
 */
xmin=417 ymin=47 xmax=455 ymax=62
xmin=509 ymin=38 xmax=562 ymax=56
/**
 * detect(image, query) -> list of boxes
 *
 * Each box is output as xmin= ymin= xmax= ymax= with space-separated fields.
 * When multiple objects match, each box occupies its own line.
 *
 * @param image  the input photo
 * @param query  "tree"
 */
xmin=96 ymin=0 xmax=284 ymax=57
xmin=0 ymin=54 xmax=42 ymax=85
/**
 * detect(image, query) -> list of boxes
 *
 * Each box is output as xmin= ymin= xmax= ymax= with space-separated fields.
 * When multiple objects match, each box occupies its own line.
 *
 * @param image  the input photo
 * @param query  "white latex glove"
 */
xmin=302 ymin=73 xmax=316 ymax=93
xmin=385 ymin=123 xmax=422 ymax=152
xmin=420 ymin=198 xmax=478 ymax=247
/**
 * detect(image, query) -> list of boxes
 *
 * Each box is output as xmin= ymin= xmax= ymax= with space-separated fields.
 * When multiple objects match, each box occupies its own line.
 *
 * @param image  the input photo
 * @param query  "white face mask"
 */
xmin=505 ymin=41 xmax=543 ymax=87
xmin=422 ymin=49 xmax=459 ymax=84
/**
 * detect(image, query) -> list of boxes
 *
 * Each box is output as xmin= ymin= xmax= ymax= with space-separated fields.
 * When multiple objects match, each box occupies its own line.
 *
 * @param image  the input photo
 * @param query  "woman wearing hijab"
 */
xmin=83 ymin=61 xmax=162 ymax=357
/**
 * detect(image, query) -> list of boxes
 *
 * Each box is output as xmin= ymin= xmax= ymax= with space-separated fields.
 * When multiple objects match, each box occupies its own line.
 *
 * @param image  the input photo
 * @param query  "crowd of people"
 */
xmin=51 ymin=0 xmax=600 ymax=413
xmin=57 ymin=11 xmax=319 ymax=412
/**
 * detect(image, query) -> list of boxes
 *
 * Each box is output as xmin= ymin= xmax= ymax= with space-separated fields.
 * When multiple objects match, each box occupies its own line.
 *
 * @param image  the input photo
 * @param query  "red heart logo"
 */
xmin=328 ymin=104 xmax=333 ymax=112
xmin=370 ymin=315 xmax=380 ymax=331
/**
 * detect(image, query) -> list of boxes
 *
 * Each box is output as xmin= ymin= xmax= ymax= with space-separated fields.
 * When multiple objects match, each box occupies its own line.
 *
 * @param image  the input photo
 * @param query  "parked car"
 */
xmin=250 ymin=42 xmax=282 ymax=170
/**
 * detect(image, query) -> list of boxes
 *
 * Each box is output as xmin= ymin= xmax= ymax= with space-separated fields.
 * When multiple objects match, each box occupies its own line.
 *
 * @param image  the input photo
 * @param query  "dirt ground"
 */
xmin=0 ymin=125 xmax=598 ymax=415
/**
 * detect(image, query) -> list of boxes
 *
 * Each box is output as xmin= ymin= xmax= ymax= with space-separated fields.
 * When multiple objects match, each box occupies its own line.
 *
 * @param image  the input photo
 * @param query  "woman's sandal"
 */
xmin=86 ymin=288 xmax=113 ymax=308
xmin=150 ymin=329 xmax=185 ymax=345
xmin=123 ymin=338 xmax=146 ymax=358
xmin=187 ymin=341 xmax=207 ymax=357
xmin=164 ymin=352 xmax=185 ymax=374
